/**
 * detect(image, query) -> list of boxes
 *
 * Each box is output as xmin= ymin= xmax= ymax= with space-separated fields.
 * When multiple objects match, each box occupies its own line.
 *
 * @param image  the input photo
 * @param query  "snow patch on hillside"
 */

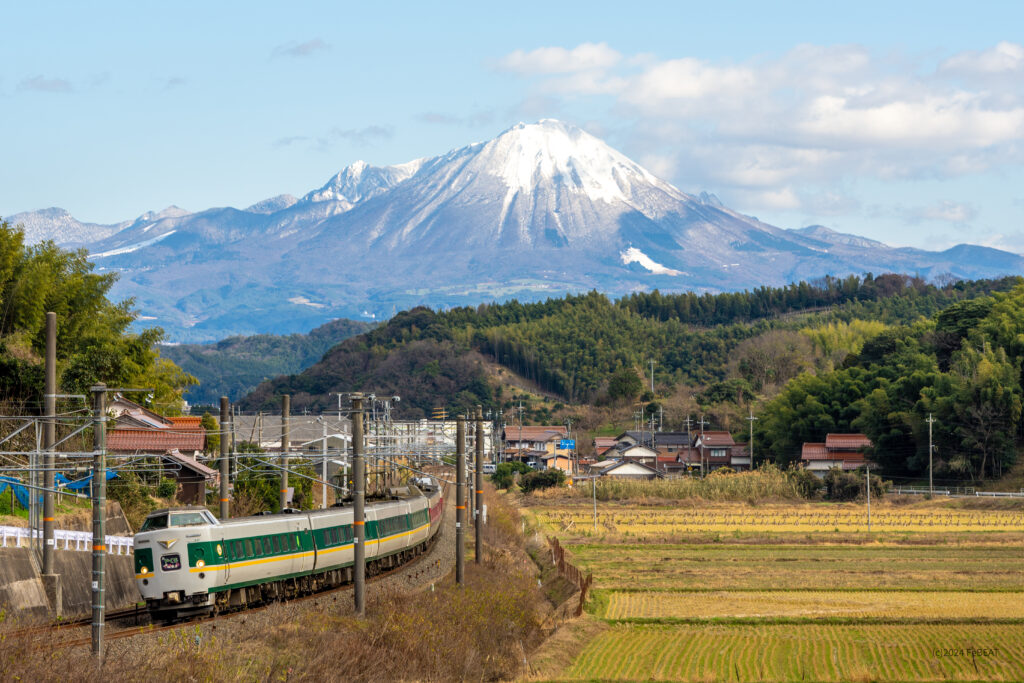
xmin=620 ymin=247 xmax=685 ymax=276
xmin=92 ymin=230 xmax=176 ymax=258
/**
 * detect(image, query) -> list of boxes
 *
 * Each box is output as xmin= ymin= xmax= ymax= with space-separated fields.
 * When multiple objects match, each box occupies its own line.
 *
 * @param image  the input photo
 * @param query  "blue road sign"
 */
xmin=559 ymin=439 xmax=576 ymax=449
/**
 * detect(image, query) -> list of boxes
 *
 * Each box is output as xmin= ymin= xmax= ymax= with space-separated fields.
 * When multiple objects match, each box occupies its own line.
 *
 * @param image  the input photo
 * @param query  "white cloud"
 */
xmin=941 ymin=41 xmax=1024 ymax=75
xmin=498 ymin=41 xmax=1024 ymax=222
xmin=906 ymin=200 xmax=978 ymax=224
xmin=498 ymin=42 xmax=621 ymax=75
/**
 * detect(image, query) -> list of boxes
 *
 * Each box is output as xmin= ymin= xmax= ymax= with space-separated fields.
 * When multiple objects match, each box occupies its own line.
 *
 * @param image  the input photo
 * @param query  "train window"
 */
xmin=233 ymin=540 xmax=244 ymax=559
xmin=170 ymin=512 xmax=208 ymax=527
xmin=244 ymin=539 xmax=254 ymax=557
xmin=253 ymin=539 xmax=263 ymax=557
xmin=273 ymin=536 xmax=281 ymax=553
xmin=263 ymin=538 xmax=272 ymax=555
xmin=140 ymin=514 xmax=168 ymax=531
xmin=330 ymin=528 xmax=340 ymax=544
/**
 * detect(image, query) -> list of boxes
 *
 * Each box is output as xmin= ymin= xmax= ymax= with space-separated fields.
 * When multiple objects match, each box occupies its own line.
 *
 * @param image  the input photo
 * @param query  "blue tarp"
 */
xmin=62 ymin=470 xmax=118 ymax=491
xmin=0 ymin=476 xmax=37 ymax=508
xmin=0 ymin=471 xmax=119 ymax=508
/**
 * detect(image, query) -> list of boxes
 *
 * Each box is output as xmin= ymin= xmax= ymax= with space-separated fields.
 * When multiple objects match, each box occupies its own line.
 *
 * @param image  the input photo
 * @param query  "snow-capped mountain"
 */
xmin=9 ymin=120 xmax=1023 ymax=341
xmin=5 ymin=207 xmax=124 ymax=246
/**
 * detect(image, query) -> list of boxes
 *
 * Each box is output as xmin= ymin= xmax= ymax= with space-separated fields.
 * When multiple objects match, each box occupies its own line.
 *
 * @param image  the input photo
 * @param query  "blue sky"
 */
xmin=2 ymin=1 xmax=1023 ymax=251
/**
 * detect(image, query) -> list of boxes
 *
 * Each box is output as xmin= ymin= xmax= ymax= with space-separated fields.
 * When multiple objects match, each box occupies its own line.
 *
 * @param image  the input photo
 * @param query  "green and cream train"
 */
xmin=133 ymin=480 xmax=444 ymax=621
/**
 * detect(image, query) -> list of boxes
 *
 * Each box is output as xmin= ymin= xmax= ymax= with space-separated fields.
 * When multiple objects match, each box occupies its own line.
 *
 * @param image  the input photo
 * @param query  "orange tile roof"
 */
xmin=169 ymin=416 xmax=203 ymax=428
xmin=801 ymin=443 xmax=828 ymax=460
xmin=826 ymin=433 xmax=871 ymax=450
xmin=107 ymin=428 xmax=205 ymax=453
xmin=503 ymin=426 xmax=568 ymax=442
xmin=698 ymin=431 xmax=736 ymax=447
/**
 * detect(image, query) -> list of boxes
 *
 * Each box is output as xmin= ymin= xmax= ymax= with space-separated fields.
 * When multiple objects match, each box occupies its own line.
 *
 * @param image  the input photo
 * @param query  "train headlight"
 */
xmin=216 ymin=544 xmax=223 ymax=556
xmin=140 ymin=566 xmax=148 ymax=574
xmin=196 ymin=559 xmax=205 ymax=568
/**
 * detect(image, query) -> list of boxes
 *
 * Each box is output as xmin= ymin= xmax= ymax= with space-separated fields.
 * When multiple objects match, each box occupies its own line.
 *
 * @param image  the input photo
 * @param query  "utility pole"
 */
xmin=42 ymin=312 xmax=59 ymax=615
xmin=456 ymin=415 xmax=465 ymax=585
xmin=90 ymin=383 xmax=107 ymax=661
xmin=280 ymin=395 xmax=290 ymax=511
xmin=475 ymin=406 xmax=484 ymax=564
xmin=649 ymin=359 xmax=655 ymax=393
xmin=864 ymin=464 xmax=872 ymax=532
xmin=746 ymin=410 xmax=758 ymax=471
xmin=926 ymin=413 xmax=936 ymax=496
xmin=351 ymin=394 xmax=365 ymax=616
xmin=517 ymin=400 xmax=524 ymax=463
xmin=698 ymin=415 xmax=709 ymax=475
xmin=321 ymin=418 xmax=328 ymax=509
xmin=683 ymin=415 xmax=693 ymax=474
xmin=219 ymin=397 xmax=230 ymax=519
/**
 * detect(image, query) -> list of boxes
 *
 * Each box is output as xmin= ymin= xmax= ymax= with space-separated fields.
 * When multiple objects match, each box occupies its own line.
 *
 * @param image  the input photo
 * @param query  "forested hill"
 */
xmin=238 ymin=274 xmax=1021 ymax=418
xmin=0 ymin=219 xmax=194 ymax=413
xmin=161 ymin=318 xmax=375 ymax=405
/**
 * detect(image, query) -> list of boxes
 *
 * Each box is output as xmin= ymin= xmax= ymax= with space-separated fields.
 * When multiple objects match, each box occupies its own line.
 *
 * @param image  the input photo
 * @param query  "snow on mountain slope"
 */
xmin=302 ymin=158 xmax=424 ymax=207
xmin=5 ymin=207 xmax=124 ymax=246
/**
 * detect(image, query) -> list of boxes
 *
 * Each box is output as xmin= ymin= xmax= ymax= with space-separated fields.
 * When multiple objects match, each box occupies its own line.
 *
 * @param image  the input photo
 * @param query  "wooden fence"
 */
xmin=548 ymin=535 xmax=594 ymax=617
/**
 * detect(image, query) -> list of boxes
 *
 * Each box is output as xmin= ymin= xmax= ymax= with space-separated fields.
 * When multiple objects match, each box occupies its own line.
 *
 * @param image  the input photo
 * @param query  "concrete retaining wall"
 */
xmin=0 ymin=502 xmax=139 ymax=620
xmin=0 ymin=547 xmax=138 ymax=619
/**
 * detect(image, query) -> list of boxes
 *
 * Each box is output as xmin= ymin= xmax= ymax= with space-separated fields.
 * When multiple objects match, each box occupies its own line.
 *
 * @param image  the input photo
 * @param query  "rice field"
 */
xmin=562 ymin=623 xmax=1024 ymax=682
xmin=527 ymin=499 xmax=1024 ymax=682
xmin=531 ymin=503 xmax=1024 ymax=535
xmin=599 ymin=590 xmax=1024 ymax=621
xmin=565 ymin=542 xmax=1024 ymax=590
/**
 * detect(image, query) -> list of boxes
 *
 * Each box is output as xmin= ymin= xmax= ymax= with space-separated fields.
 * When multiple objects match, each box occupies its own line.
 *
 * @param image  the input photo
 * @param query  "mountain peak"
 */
xmin=478 ymin=119 xmax=680 ymax=205
xmin=303 ymin=158 xmax=424 ymax=206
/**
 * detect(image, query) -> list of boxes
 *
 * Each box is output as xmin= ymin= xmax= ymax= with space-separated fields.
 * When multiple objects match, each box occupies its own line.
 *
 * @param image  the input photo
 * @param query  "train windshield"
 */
xmin=140 ymin=514 xmax=168 ymax=531
xmin=170 ymin=512 xmax=210 ymax=527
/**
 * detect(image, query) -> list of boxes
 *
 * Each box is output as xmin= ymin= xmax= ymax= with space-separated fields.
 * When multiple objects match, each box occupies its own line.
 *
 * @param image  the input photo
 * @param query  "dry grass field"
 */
xmin=525 ymin=496 xmax=1024 ymax=682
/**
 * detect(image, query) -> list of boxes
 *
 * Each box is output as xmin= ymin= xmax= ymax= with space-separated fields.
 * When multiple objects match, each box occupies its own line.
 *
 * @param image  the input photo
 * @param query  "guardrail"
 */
xmin=894 ymin=486 xmax=1024 ymax=498
xmin=894 ymin=486 xmax=976 ymax=496
xmin=0 ymin=525 xmax=133 ymax=554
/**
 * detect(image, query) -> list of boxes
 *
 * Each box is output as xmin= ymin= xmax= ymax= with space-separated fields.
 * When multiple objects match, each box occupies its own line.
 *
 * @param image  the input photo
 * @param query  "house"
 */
xmin=107 ymin=397 xmax=213 ymax=503
xmin=599 ymin=460 xmax=661 ymax=480
xmin=588 ymin=459 xmax=618 ymax=474
xmin=541 ymin=452 xmax=575 ymax=474
xmin=694 ymin=431 xmax=740 ymax=472
xmin=801 ymin=433 xmax=872 ymax=477
xmin=593 ymin=437 xmax=618 ymax=458
xmin=615 ymin=443 xmax=658 ymax=465
xmin=504 ymin=426 xmax=572 ymax=467
xmin=158 ymin=450 xmax=219 ymax=505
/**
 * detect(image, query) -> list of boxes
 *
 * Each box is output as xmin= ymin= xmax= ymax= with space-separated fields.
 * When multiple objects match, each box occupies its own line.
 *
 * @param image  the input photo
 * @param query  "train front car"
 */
xmin=134 ymin=507 xmax=224 ymax=621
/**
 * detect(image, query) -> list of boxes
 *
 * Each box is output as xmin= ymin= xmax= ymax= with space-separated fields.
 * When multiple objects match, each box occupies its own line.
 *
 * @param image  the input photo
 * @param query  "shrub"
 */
xmin=520 ymin=468 xmax=566 ymax=493
xmin=491 ymin=461 xmax=532 ymax=489
xmin=823 ymin=467 xmax=884 ymax=501
xmin=785 ymin=465 xmax=822 ymax=499
xmin=156 ymin=478 xmax=177 ymax=499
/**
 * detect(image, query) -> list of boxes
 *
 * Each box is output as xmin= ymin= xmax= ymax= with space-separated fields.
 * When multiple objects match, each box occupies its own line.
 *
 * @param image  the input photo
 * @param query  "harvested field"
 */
xmin=565 ymin=542 xmax=1024 ymax=590
xmin=599 ymin=589 xmax=1024 ymax=621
